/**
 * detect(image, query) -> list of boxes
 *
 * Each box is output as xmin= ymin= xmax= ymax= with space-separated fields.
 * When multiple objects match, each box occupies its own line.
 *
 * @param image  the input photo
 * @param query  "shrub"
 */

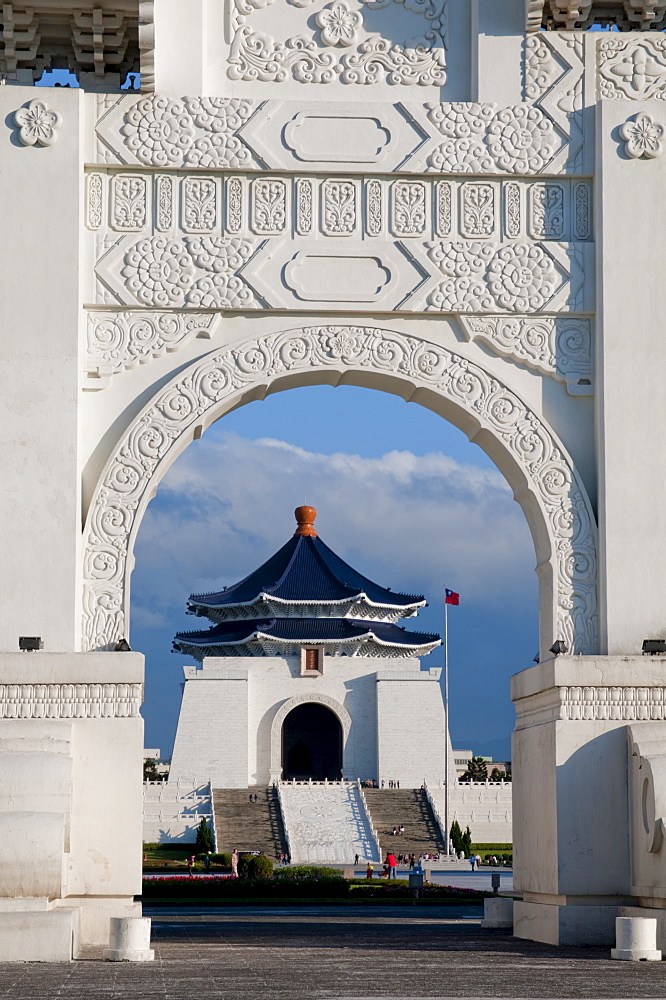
xmin=272 ymin=865 xmax=344 ymax=881
xmin=248 ymin=855 xmax=273 ymax=879
xmin=195 ymin=818 xmax=215 ymax=854
xmin=195 ymin=852 xmax=231 ymax=867
xmin=237 ymin=854 xmax=252 ymax=879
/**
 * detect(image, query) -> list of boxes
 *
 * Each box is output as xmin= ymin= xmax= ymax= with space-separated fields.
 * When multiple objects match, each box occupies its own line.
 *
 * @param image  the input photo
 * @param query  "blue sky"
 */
xmin=131 ymin=384 xmax=538 ymax=763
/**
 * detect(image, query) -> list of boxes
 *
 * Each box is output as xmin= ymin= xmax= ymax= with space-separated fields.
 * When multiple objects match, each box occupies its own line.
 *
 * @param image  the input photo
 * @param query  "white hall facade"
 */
xmin=2 ymin=0 xmax=666 ymax=959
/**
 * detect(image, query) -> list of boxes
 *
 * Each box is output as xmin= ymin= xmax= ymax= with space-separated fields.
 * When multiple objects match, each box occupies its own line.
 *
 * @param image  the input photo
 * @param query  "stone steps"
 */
xmin=363 ymin=789 xmax=446 ymax=857
xmin=212 ymin=787 xmax=288 ymax=859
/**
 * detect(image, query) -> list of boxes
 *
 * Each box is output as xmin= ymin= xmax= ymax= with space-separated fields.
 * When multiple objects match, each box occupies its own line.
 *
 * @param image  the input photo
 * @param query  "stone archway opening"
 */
xmin=282 ymin=703 xmax=343 ymax=781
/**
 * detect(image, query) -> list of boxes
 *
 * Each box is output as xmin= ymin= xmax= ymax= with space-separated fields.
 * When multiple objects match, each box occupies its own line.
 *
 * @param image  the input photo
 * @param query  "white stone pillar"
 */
xmin=510 ymin=656 xmax=666 ymax=946
xmin=596 ymin=98 xmax=666 ymax=654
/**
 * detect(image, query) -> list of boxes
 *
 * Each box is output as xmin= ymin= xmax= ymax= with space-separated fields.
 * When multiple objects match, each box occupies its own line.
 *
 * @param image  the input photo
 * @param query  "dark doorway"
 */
xmin=282 ymin=703 xmax=342 ymax=781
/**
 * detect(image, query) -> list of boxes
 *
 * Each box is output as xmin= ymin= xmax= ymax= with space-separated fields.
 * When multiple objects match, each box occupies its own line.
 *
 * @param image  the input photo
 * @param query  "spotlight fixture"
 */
xmin=533 ymin=652 xmax=540 ymax=664
xmin=114 ymin=638 xmax=131 ymax=652
xmin=642 ymin=639 xmax=666 ymax=655
xmin=19 ymin=636 xmax=43 ymax=652
xmin=549 ymin=640 xmax=567 ymax=656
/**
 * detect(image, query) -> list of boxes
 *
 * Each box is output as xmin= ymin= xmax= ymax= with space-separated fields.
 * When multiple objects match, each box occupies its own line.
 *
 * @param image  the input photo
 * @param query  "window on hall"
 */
xmin=300 ymin=647 xmax=323 ymax=675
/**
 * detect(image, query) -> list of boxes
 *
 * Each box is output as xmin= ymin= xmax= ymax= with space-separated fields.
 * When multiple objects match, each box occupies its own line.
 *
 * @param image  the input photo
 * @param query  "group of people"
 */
xmin=278 ymin=852 xmax=292 ymax=865
xmin=382 ymin=779 xmax=400 ymax=789
xmin=390 ymin=825 xmax=405 ymax=836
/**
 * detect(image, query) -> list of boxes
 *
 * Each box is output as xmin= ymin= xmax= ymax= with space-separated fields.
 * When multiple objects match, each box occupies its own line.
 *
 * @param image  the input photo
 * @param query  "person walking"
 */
xmin=366 ymin=863 xmax=374 ymax=879
xmin=386 ymin=851 xmax=397 ymax=879
xmin=469 ymin=855 xmax=476 ymax=871
xmin=231 ymin=849 xmax=239 ymax=877
xmin=204 ymin=853 xmax=211 ymax=872
xmin=354 ymin=853 xmax=359 ymax=865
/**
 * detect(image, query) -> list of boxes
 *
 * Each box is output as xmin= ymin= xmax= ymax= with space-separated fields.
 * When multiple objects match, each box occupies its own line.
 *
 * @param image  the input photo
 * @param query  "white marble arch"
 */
xmin=269 ymin=693 xmax=354 ymax=783
xmin=81 ymin=323 xmax=598 ymax=659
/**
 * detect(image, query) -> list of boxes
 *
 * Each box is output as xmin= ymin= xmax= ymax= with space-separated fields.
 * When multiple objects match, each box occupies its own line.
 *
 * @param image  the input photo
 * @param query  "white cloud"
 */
xmin=132 ymin=430 xmax=536 ymax=620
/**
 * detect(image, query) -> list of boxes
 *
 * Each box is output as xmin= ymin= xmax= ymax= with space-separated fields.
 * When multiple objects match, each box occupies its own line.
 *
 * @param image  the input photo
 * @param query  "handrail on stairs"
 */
xmin=356 ymin=778 xmax=381 ymax=862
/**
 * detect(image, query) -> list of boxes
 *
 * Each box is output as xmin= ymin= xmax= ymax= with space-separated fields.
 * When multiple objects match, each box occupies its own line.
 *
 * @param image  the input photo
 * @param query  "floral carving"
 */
xmin=112 ymin=175 xmax=147 ymax=231
xmin=252 ymin=179 xmax=287 ymax=234
xmin=227 ymin=0 xmax=447 ymax=85
xmin=619 ymin=112 xmax=665 ymax=160
xmin=13 ymin=99 xmax=62 ymax=146
xmin=530 ymin=183 xmax=565 ymax=240
xmin=226 ymin=177 xmax=243 ymax=233
xmin=461 ymin=183 xmax=495 ymax=238
xmin=463 ymin=316 xmax=593 ymax=394
xmin=122 ymin=237 xmax=195 ymax=308
xmin=487 ymin=243 xmax=558 ymax=312
xmin=156 ymin=175 xmax=173 ymax=232
xmin=505 ymin=182 xmax=521 ymax=238
xmin=435 ymin=180 xmax=451 ymax=237
xmin=598 ymin=37 xmax=666 ymax=102
xmin=366 ymin=179 xmax=382 ymax=236
xmin=87 ymin=311 xmax=218 ymax=377
xmin=316 ymin=1 xmax=362 ymax=47
xmin=425 ymin=241 xmax=564 ymax=313
xmin=426 ymin=103 xmax=558 ymax=175
xmin=117 ymin=96 xmax=256 ymax=169
xmin=323 ymin=180 xmax=356 ymax=234
xmin=119 ymin=236 xmax=259 ymax=310
xmin=183 ymin=177 xmax=217 ymax=232
xmin=0 ymin=683 xmax=142 ymax=720
xmin=82 ymin=325 xmax=598 ymax=656
xmin=87 ymin=173 xmax=103 ymax=230
xmin=296 ymin=179 xmax=314 ymax=235
xmin=392 ymin=181 xmax=426 ymax=235
xmin=573 ymin=182 xmax=590 ymax=240
xmin=486 ymin=105 xmax=559 ymax=175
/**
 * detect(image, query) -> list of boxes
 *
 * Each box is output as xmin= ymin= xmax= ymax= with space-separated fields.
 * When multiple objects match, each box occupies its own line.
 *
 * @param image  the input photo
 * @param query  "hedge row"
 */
xmin=141 ymin=875 xmax=489 ymax=901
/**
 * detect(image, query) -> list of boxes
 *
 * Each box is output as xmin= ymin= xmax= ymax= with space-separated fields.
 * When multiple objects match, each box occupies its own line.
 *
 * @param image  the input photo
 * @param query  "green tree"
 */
xmin=461 ymin=825 xmax=472 ymax=858
xmin=143 ymin=758 xmax=159 ymax=781
xmin=195 ymin=818 xmax=215 ymax=854
xmin=490 ymin=766 xmax=511 ymax=782
xmin=449 ymin=819 xmax=463 ymax=854
xmin=461 ymin=757 xmax=488 ymax=782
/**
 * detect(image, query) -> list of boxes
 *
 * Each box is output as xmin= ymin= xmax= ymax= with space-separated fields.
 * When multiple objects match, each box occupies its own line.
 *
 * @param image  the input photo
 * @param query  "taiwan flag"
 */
xmin=445 ymin=589 xmax=460 ymax=606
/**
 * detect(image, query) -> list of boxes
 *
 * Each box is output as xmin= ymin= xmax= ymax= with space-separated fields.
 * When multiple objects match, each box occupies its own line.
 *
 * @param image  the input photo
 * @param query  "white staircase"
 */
xmin=279 ymin=781 xmax=381 ymax=864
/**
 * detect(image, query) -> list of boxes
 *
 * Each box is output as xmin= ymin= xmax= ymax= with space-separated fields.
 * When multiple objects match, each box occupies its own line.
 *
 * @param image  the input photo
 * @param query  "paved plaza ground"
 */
xmin=0 ymin=904 xmax=665 ymax=999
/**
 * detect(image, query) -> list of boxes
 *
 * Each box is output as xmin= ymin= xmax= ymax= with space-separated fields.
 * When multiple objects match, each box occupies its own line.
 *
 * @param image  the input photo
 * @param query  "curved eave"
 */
xmin=187 ymin=591 xmax=426 ymax=616
xmin=188 ymin=592 xmax=426 ymax=612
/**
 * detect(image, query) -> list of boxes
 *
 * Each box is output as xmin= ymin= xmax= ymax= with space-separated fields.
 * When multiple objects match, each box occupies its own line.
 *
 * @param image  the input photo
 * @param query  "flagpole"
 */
xmin=444 ymin=596 xmax=450 ymax=857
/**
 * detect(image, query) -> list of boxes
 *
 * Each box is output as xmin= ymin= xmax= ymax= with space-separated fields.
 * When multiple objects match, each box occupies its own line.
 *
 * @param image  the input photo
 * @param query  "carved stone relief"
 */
xmin=598 ymin=36 xmax=666 ymax=100
xmin=81 ymin=325 xmax=598 ymax=655
xmin=460 ymin=316 xmax=593 ymax=395
xmin=227 ymin=0 xmax=448 ymax=87
xmin=620 ymin=112 xmax=665 ymax=158
xmin=86 ymin=311 xmax=219 ymax=378
xmin=96 ymin=96 xmax=577 ymax=176
xmin=112 ymin=174 xmax=147 ymax=231
xmin=0 ymin=683 xmax=142 ymax=720
xmin=13 ymin=99 xmax=62 ymax=146
xmin=88 ymin=170 xmax=592 ymax=246
xmin=523 ymin=32 xmax=585 ymax=173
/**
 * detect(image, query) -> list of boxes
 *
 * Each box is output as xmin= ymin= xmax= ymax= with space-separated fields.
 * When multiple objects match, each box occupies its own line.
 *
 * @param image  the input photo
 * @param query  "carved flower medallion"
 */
xmin=316 ymin=0 xmax=363 ymax=46
xmin=122 ymin=97 xmax=195 ymax=167
xmin=487 ymin=244 xmax=558 ymax=312
xmin=486 ymin=106 xmax=557 ymax=174
xmin=122 ymin=237 xmax=196 ymax=308
xmin=619 ymin=112 xmax=665 ymax=160
xmin=14 ymin=100 xmax=62 ymax=147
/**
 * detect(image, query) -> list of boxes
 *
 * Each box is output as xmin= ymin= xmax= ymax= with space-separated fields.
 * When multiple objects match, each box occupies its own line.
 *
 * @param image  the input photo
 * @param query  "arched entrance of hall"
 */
xmin=282 ymin=703 xmax=343 ymax=781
